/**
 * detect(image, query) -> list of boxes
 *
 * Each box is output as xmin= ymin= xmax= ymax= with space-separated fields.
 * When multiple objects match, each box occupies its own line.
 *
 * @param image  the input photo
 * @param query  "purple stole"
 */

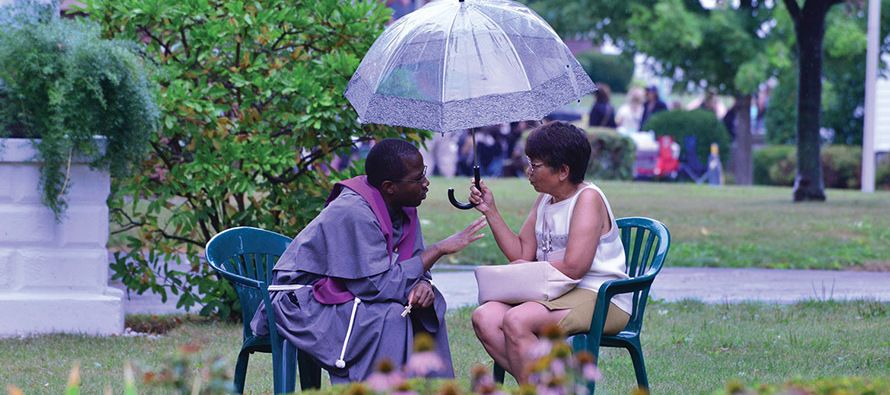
xmin=312 ymin=176 xmax=418 ymax=304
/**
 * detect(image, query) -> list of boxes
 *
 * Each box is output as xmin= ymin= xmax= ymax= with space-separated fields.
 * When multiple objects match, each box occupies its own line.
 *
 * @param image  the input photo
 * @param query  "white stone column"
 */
xmin=0 ymin=138 xmax=123 ymax=337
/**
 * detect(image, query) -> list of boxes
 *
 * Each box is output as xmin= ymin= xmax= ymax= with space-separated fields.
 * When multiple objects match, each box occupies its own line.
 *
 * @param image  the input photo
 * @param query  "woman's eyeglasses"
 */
xmin=392 ymin=166 xmax=428 ymax=184
xmin=526 ymin=158 xmax=546 ymax=173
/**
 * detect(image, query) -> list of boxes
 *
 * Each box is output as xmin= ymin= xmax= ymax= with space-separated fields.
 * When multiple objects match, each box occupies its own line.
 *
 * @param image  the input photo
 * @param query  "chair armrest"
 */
xmin=209 ymin=263 xmax=265 ymax=290
xmin=597 ymin=274 xmax=656 ymax=300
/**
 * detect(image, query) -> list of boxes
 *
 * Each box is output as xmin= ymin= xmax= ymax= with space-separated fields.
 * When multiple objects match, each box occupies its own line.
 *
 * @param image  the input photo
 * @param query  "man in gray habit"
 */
xmin=251 ymin=138 xmax=487 ymax=383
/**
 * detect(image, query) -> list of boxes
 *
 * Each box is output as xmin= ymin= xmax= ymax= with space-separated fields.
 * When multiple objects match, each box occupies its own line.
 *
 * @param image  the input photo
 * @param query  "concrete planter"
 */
xmin=0 ymin=138 xmax=123 ymax=336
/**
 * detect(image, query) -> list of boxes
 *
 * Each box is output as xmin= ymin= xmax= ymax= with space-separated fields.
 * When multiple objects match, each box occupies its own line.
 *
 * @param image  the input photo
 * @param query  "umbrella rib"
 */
xmin=373 ymin=7 xmax=442 ymax=93
xmin=471 ymin=5 xmax=531 ymax=92
xmin=441 ymin=3 xmax=461 ymax=107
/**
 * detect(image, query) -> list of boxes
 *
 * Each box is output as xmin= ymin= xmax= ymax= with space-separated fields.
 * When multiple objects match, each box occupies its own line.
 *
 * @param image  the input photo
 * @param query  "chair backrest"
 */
xmin=205 ymin=227 xmax=292 ymax=336
xmin=616 ymin=217 xmax=670 ymax=334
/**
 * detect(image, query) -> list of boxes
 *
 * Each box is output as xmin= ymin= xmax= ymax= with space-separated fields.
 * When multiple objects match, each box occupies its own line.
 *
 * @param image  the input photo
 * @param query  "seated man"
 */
xmin=251 ymin=138 xmax=486 ymax=383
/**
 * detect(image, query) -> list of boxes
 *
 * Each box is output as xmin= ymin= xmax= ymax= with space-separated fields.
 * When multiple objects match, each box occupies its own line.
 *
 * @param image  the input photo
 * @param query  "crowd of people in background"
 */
xmin=586 ymin=81 xmax=772 ymax=145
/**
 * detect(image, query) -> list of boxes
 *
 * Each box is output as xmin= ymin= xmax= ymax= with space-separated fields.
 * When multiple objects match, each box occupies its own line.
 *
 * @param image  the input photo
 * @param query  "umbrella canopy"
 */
xmin=344 ymin=0 xmax=596 ymax=134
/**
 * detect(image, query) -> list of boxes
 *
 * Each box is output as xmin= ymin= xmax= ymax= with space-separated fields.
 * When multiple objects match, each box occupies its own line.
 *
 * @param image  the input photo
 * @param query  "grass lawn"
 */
xmin=1 ymin=301 xmax=887 ymax=394
xmin=420 ymin=177 xmax=890 ymax=271
xmin=110 ymin=177 xmax=890 ymax=271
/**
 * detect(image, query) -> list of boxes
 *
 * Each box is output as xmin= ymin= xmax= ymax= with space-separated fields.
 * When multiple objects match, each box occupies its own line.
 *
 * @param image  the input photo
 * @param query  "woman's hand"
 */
xmin=469 ymin=180 xmax=496 ymax=215
xmin=408 ymin=280 xmax=435 ymax=308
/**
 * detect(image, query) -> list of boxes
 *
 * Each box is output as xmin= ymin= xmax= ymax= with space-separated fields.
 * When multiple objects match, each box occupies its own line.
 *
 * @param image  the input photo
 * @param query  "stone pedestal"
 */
xmin=0 ymin=138 xmax=123 ymax=337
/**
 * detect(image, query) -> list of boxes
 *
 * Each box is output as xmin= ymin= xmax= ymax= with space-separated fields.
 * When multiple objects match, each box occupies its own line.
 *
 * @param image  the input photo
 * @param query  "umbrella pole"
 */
xmin=448 ymin=129 xmax=481 ymax=210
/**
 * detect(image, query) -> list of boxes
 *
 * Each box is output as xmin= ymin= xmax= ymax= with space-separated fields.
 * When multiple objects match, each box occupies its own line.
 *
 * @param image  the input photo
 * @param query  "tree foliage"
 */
xmin=528 ymin=0 xmax=890 ymax=197
xmin=0 ymin=0 xmax=158 ymax=220
xmin=767 ymin=0 xmax=890 ymax=146
xmin=82 ymin=0 xmax=420 ymax=317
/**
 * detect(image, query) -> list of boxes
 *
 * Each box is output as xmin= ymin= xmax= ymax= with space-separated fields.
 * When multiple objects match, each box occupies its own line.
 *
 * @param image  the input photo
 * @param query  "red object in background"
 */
xmin=653 ymin=135 xmax=679 ymax=177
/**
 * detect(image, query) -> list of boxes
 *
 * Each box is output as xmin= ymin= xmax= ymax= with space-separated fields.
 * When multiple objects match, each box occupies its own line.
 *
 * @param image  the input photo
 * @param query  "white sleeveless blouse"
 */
xmin=534 ymin=183 xmax=632 ymax=314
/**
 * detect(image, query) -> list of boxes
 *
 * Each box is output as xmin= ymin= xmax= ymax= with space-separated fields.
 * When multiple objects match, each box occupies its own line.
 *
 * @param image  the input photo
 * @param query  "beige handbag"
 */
xmin=475 ymin=257 xmax=579 ymax=305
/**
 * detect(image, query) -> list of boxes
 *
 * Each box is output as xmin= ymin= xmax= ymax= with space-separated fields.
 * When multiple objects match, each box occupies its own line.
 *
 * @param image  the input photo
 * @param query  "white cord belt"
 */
xmin=336 ymin=297 xmax=362 ymax=368
xmin=266 ymin=283 xmax=360 ymax=370
xmin=267 ymin=284 xmax=308 ymax=291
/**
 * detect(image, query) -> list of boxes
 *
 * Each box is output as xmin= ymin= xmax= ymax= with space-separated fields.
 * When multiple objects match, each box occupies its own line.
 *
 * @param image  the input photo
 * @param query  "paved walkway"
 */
xmin=117 ymin=266 xmax=890 ymax=314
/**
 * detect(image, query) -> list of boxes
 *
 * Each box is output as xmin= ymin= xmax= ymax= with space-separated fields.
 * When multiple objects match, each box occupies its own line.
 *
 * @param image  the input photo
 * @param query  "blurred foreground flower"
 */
xmin=367 ymin=359 xmax=406 ymax=392
xmin=526 ymin=325 xmax=602 ymax=395
xmin=406 ymin=333 xmax=446 ymax=378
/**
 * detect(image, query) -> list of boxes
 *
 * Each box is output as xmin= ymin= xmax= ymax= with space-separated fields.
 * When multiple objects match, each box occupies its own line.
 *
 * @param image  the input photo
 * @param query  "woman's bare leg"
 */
xmin=472 ymin=302 xmax=514 ymax=372
xmin=501 ymin=302 xmax=570 ymax=383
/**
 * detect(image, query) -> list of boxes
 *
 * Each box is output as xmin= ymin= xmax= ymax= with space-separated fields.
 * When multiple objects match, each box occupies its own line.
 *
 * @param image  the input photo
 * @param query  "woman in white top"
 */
xmin=468 ymin=121 xmax=631 ymax=384
xmin=615 ymin=86 xmax=645 ymax=134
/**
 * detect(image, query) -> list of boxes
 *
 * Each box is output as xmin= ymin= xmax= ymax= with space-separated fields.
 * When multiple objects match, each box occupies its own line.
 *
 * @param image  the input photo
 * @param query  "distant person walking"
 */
xmin=588 ymin=83 xmax=616 ymax=128
xmin=640 ymin=85 xmax=668 ymax=130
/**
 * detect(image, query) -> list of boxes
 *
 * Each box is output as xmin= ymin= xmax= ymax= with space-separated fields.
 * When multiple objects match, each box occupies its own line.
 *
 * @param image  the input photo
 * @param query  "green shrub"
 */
xmin=753 ymin=144 xmax=865 ymax=189
xmin=642 ymin=109 xmax=731 ymax=166
xmin=0 ymin=1 xmax=158 ymax=220
xmin=877 ymin=156 xmax=890 ymax=190
xmin=753 ymin=145 xmax=794 ymax=185
xmin=822 ymin=145 xmax=862 ymax=189
xmin=584 ymin=126 xmax=635 ymax=180
xmin=575 ymin=51 xmax=635 ymax=93
xmin=85 ymin=0 xmax=415 ymax=318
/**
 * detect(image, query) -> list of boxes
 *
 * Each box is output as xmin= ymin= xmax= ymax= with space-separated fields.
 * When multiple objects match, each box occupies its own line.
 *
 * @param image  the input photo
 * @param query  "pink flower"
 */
xmin=549 ymin=358 xmax=566 ymax=379
xmin=527 ymin=339 xmax=553 ymax=361
xmin=365 ymin=370 xmax=405 ymax=392
xmin=581 ymin=362 xmax=602 ymax=382
xmin=405 ymin=351 xmax=445 ymax=378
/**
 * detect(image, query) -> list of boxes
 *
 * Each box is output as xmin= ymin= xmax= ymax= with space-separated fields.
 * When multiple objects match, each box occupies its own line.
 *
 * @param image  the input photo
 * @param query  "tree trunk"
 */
xmin=732 ymin=94 xmax=753 ymax=185
xmin=785 ymin=0 xmax=840 ymax=202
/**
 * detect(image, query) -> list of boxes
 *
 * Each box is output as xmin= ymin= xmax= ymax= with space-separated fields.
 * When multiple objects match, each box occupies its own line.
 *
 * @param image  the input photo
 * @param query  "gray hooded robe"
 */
xmin=250 ymin=188 xmax=453 ymax=383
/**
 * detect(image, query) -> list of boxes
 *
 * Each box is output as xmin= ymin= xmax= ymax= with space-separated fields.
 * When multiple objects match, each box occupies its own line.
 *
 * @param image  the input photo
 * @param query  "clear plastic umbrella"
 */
xmin=345 ymin=0 xmax=595 ymax=208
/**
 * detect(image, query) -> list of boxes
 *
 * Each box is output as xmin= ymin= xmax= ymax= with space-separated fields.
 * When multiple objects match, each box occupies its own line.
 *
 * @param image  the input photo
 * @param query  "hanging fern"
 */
xmin=0 ymin=0 xmax=158 ymax=221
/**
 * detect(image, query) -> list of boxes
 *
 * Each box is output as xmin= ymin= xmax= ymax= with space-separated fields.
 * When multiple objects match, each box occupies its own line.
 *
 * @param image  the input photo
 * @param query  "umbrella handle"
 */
xmin=448 ymin=166 xmax=481 ymax=210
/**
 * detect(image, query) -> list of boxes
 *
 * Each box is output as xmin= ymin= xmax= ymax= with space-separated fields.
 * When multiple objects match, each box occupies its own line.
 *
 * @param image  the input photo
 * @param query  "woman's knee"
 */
xmin=471 ymin=303 xmax=502 ymax=334
xmin=501 ymin=307 xmax=535 ymax=338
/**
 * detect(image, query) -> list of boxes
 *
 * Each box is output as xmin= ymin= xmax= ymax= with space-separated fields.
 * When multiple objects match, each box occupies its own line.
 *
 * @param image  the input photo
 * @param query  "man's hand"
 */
xmin=436 ymin=216 xmax=487 ymax=255
xmin=420 ymin=216 xmax=486 ymax=272
xmin=408 ymin=280 xmax=435 ymax=308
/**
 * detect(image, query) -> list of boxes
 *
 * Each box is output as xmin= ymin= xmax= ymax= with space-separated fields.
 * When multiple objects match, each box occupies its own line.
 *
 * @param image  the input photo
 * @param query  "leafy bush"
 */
xmin=0 ymin=1 xmax=158 ymax=220
xmin=753 ymin=144 xmax=868 ymax=189
xmin=877 ymin=157 xmax=890 ymax=190
xmin=584 ymin=126 xmax=635 ymax=180
xmin=575 ymin=51 xmax=635 ymax=93
xmin=83 ymin=0 xmax=419 ymax=318
xmin=642 ymin=109 xmax=731 ymax=166
xmin=752 ymin=145 xmax=793 ymax=185
xmin=822 ymin=145 xmax=862 ymax=189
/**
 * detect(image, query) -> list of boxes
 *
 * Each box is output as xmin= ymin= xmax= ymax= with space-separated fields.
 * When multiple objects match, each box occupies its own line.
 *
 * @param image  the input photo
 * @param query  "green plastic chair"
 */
xmin=494 ymin=216 xmax=671 ymax=393
xmin=206 ymin=227 xmax=322 ymax=394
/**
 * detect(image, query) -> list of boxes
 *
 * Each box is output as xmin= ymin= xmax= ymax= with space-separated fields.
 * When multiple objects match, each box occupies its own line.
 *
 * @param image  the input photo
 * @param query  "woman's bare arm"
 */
xmin=548 ymin=188 xmax=610 ymax=279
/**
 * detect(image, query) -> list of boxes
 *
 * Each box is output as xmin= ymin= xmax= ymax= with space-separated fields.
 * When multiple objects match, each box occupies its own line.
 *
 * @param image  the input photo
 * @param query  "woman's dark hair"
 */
xmin=365 ymin=138 xmax=420 ymax=188
xmin=524 ymin=121 xmax=591 ymax=184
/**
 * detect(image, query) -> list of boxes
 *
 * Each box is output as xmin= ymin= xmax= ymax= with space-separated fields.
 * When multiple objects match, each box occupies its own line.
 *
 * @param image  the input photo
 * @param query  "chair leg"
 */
xmin=572 ymin=335 xmax=603 ymax=395
xmin=281 ymin=340 xmax=298 ymax=394
xmin=298 ymin=349 xmax=323 ymax=390
xmin=493 ymin=362 xmax=505 ymax=384
xmin=233 ymin=349 xmax=251 ymax=394
xmin=626 ymin=343 xmax=649 ymax=390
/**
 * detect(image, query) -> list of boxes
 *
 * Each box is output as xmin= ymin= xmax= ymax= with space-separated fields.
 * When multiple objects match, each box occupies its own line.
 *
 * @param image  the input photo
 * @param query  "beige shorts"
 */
xmin=536 ymin=287 xmax=631 ymax=335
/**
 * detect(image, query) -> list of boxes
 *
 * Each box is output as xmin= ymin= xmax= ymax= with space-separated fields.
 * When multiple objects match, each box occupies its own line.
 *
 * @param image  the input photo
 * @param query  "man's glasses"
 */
xmin=392 ymin=165 xmax=427 ymax=184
